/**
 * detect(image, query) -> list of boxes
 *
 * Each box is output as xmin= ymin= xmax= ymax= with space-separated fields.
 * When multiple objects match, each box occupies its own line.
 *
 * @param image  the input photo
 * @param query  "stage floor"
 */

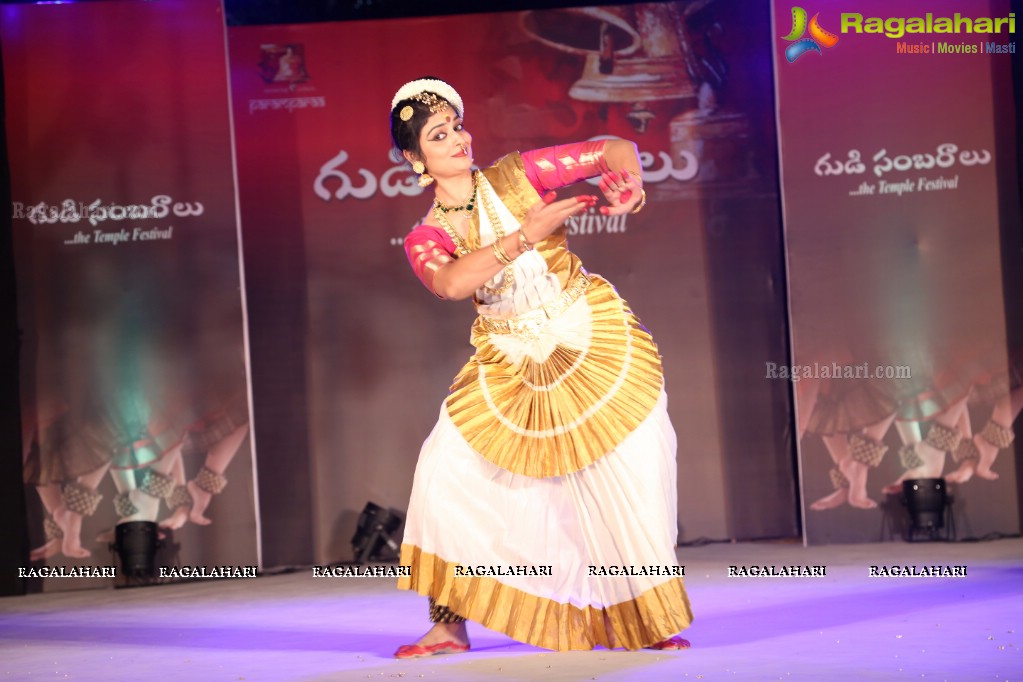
xmin=2 ymin=538 xmax=1021 ymax=681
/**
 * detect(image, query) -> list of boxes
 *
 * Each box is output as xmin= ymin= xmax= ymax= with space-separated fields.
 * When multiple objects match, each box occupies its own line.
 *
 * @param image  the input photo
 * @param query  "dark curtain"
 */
xmin=0 ymin=32 xmax=30 ymax=597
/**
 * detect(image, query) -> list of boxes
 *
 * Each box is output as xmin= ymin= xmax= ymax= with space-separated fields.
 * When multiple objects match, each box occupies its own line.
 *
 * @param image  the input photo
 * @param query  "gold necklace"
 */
xmin=476 ymin=175 xmax=514 ymax=296
xmin=432 ymin=171 xmax=475 ymax=256
xmin=433 ymin=206 xmax=470 ymax=256
xmin=434 ymin=172 xmax=478 ymax=216
xmin=431 ymin=172 xmax=516 ymax=297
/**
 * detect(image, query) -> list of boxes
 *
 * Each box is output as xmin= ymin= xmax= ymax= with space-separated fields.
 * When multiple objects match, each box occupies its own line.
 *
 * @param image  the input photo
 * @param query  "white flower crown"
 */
xmin=390 ymin=78 xmax=464 ymax=117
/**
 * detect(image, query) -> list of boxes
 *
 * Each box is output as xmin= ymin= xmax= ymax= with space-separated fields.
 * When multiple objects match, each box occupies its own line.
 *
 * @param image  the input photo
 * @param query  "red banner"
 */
xmin=229 ymin=2 xmax=795 ymax=560
xmin=773 ymin=0 xmax=1021 ymax=543
xmin=3 ymin=0 xmax=258 ymax=586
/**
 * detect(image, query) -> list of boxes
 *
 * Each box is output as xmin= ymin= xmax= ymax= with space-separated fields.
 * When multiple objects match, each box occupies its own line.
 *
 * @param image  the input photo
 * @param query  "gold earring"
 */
xmin=411 ymin=160 xmax=433 ymax=186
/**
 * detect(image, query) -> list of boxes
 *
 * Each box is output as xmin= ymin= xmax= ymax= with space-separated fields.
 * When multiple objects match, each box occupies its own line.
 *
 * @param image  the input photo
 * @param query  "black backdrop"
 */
xmin=0 ymin=32 xmax=30 ymax=598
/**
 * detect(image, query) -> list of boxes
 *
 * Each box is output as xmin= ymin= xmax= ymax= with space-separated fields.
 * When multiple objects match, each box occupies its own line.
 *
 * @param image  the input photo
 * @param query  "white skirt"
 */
xmin=398 ymin=390 xmax=694 ymax=650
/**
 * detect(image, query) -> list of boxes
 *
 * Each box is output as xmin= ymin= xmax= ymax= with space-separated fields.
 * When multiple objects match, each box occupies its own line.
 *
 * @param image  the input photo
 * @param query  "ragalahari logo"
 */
xmin=782 ymin=7 xmax=840 ymax=62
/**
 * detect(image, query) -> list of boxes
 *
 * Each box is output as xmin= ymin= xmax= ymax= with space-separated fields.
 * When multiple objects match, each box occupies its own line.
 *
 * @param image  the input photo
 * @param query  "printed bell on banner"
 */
xmin=520 ymin=5 xmax=696 ymax=132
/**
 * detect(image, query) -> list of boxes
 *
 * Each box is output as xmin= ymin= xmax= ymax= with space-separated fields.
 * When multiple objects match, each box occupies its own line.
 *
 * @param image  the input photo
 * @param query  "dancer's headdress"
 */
xmin=391 ymin=78 xmax=464 ymax=121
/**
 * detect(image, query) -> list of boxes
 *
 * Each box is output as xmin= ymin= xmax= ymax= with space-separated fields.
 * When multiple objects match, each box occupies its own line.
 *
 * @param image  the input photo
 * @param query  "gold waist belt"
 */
xmin=479 ymin=271 xmax=591 ymax=336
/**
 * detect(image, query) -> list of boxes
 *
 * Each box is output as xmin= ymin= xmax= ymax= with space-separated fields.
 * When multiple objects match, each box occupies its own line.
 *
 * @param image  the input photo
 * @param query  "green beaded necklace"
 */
xmin=433 ymin=170 xmax=478 ymax=216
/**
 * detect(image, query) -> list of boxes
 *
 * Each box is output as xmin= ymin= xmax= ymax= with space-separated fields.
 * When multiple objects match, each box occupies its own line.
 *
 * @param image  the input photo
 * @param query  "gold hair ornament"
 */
xmin=391 ymin=78 xmax=465 ymax=117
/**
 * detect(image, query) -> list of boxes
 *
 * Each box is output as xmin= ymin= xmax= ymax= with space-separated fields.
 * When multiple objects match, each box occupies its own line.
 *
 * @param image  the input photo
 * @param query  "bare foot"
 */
xmin=187 ymin=480 xmax=213 ymax=526
xmin=810 ymin=488 xmax=848 ymax=510
xmin=54 ymin=507 xmax=91 ymax=558
xmin=839 ymin=459 xmax=877 ymax=509
xmin=975 ymin=435 xmax=1000 ymax=480
xmin=848 ymin=494 xmax=878 ymax=510
xmin=159 ymin=506 xmax=190 ymax=530
xmin=944 ymin=459 xmax=975 ymax=484
xmin=30 ymin=538 xmax=61 ymax=561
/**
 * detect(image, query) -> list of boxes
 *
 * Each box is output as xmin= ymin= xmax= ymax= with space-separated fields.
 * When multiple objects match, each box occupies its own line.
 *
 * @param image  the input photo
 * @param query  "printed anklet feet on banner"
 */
xmin=110 ymin=486 xmax=170 ymax=522
xmin=975 ymin=419 xmax=1014 ymax=479
xmin=849 ymin=433 xmax=888 ymax=467
xmin=837 ymin=446 xmax=879 ymax=509
xmin=30 ymin=514 xmax=65 ymax=561
xmin=952 ymin=438 xmax=980 ymax=464
xmin=881 ymin=443 xmax=925 ymax=495
xmin=923 ymin=422 xmax=962 ymax=453
xmin=140 ymin=469 xmax=175 ymax=500
xmin=829 ymin=467 xmax=850 ymax=490
xmin=809 ymin=468 xmax=850 ymax=511
xmin=193 ymin=466 xmax=227 ymax=495
xmin=116 ymin=468 xmax=174 ymax=520
xmin=63 ymin=481 xmax=103 ymax=517
xmin=44 ymin=514 xmax=64 ymax=542
xmin=60 ymin=482 xmax=103 ymax=558
xmin=187 ymin=466 xmax=227 ymax=525
xmin=159 ymin=484 xmax=194 ymax=530
xmin=898 ymin=443 xmax=924 ymax=469
xmin=168 ymin=484 xmax=193 ymax=510
xmin=944 ymin=435 xmax=982 ymax=484
xmin=979 ymin=420 xmax=1015 ymax=449
xmin=113 ymin=491 xmax=140 ymax=518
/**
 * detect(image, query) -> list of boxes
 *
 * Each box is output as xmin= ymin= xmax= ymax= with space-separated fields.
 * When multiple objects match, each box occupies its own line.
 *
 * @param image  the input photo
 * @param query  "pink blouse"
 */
xmin=403 ymin=140 xmax=609 ymax=296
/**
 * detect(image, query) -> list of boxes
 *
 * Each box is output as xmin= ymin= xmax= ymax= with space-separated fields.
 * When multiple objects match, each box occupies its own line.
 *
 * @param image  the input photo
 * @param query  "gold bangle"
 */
xmin=492 ymin=239 xmax=514 ymax=266
xmin=495 ymin=237 xmax=515 ymax=264
xmin=630 ymin=189 xmax=647 ymax=214
xmin=517 ymin=231 xmax=534 ymax=251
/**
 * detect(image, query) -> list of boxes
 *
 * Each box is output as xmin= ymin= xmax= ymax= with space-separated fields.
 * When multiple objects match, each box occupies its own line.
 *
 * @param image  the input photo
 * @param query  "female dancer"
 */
xmin=390 ymin=78 xmax=692 ymax=656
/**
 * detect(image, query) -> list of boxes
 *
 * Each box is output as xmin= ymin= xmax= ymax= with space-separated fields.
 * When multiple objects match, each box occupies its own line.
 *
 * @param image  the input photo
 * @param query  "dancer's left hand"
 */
xmin=597 ymin=169 xmax=643 ymax=215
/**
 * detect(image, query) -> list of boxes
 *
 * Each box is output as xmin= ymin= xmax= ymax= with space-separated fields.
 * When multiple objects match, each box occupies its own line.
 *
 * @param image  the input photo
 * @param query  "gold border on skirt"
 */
xmin=397 ymin=544 xmax=694 ymax=651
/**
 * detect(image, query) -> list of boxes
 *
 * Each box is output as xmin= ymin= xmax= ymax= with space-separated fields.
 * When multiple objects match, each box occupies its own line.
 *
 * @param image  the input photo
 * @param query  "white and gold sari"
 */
xmin=399 ymin=149 xmax=693 ymax=650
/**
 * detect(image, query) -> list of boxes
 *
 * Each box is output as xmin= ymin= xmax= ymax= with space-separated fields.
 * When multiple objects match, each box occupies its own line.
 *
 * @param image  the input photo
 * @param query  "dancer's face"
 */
xmin=410 ymin=105 xmax=472 ymax=179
